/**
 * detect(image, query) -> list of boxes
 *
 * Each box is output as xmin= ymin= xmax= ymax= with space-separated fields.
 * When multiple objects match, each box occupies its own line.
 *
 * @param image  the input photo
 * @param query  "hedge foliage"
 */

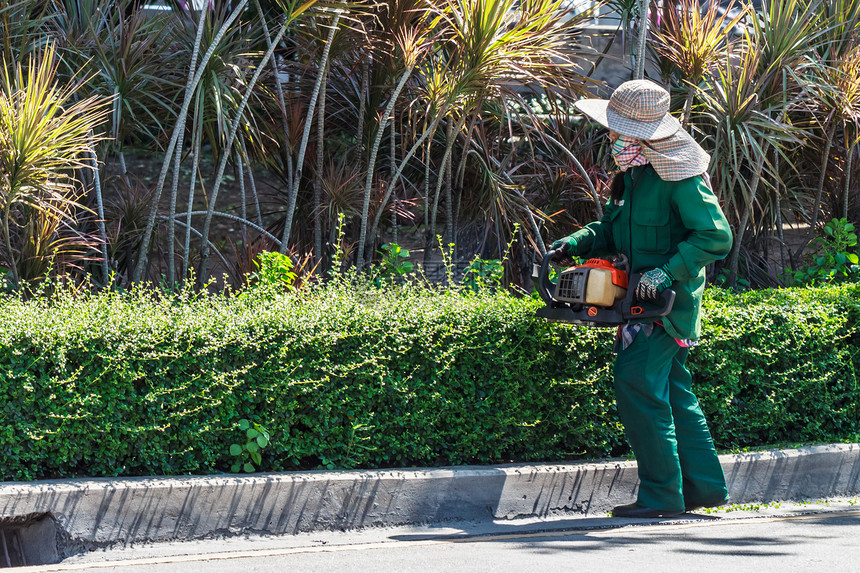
xmin=1 ymin=280 xmax=858 ymax=481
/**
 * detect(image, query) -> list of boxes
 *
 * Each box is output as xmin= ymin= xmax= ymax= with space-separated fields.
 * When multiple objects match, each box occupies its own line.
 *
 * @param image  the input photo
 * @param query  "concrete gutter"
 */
xmin=1 ymin=443 xmax=858 ymax=564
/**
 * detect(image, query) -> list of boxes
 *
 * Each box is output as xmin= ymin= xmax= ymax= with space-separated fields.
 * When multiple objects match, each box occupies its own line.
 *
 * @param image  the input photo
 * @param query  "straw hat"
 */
xmin=574 ymin=80 xmax=711 ymax=181
xmin=575 ymin=80 xmax=680 ymax=140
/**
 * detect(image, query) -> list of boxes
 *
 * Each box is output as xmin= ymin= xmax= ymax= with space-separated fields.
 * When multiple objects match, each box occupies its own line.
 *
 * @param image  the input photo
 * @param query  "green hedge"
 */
xmin=1 ymin=281 xmax=858 ymax=481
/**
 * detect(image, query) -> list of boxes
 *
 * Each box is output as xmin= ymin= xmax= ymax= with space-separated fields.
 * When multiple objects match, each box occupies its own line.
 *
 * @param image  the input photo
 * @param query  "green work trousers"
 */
xmin=613 ymin=326 xmax=728 ymax=512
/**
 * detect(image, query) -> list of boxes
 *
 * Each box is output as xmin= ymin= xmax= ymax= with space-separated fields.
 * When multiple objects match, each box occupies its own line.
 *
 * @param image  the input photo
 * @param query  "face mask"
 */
xmin=611 ymin=135 xmax=649 ymax=171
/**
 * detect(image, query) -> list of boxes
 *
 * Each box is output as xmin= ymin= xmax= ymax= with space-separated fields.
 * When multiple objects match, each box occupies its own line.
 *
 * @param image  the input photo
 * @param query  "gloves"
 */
xmin=635 ymin=266 xmax=674 ymax=303
xmin=550 ymin=236 xmax=579 ymax=265
xmin=551 ymin=236 xmax=578 ymax=256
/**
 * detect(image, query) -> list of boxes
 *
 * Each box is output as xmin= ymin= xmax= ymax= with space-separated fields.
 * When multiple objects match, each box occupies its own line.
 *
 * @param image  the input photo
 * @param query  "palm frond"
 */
xmin=652 ymin=0 xmax=746 ymax=85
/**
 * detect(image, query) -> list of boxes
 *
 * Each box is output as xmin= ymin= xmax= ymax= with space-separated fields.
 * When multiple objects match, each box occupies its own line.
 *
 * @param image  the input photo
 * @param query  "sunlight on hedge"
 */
xmin=1 ymin=280 xmax=857 ymax=481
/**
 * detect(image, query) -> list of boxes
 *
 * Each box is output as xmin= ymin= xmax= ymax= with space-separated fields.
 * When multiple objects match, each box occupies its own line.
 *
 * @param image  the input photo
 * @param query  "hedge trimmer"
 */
xmin=535 ymin=250 xmax=675 ymax=327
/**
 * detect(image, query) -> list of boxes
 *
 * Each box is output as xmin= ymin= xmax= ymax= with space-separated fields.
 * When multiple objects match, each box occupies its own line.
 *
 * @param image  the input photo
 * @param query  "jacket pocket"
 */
xmin=632 ymin=208 xmax=671 ymax=254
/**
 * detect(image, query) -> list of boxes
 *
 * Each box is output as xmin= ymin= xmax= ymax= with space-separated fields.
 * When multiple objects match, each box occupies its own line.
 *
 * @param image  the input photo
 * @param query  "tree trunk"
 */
xmin=134 ymin=2 xmax=245 ymax=283
xmin=182 ymin=101 xmax=204 ymax=280
xmin=200 ymin=17 xmax=293 ymax=283
xmin=444 ymin=121 xmax=454 ymax=258
xmin=728 ymin=152 xmax=766 ymax=286
xmin=390 ymin=112 xmax=397 ymax=246
xmin=431 ymin=115 xmax=469 ymax=252
xmin=118 ymin=150 xmax=130 ymax=187
xmin=240 ymin=136 xmax=263 ymax=228
xmin=356 ymin=63 xmax=415 ymax=269
xmin=843 ymin=137 xmax=855 ymax=219
xmin=314 ymin=65 xmax=327 ymax=262
xmin=423 ymin=125 xmax=433 ymax=267
xmin=255 ymin=0 xmax=293 ymax=195
xmin=236 ymin=146 xmax=247 ymax=238
xmin=797 ymin=124 xmax=836 ymax=261
xmin=455 ymin=116 xmax=478 ymax=197
xmin=1 ymin=210 xmax=15 ymax=287
xmin=634 ymin=0 xmax=650 ymax=79
xmin=279 ymin=13 xmax=342 ymax=255
xmin=89 ymin=138 xmax=110 ymax=286
xmin=166 ymin=137 xmax=184 ymax=286
xmin=586 ymin=21 xmax=622 ymax=79
xmin=454 ymin=118 xmax=477 ymax=261
xmin=173 ymin=211 xmax=279 ymax=243
xmin=774 ymin=147 xmax=786 ymax=274
xmin=356 ymin=60 xmax=369 ymax=157
xmin=681 ymin=83 xmax=695 ymax=128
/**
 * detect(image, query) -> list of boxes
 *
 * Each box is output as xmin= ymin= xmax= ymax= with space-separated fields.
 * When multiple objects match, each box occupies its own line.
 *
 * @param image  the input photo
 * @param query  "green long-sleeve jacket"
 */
xmin=564 ymin=165 xmax=732 ymax=340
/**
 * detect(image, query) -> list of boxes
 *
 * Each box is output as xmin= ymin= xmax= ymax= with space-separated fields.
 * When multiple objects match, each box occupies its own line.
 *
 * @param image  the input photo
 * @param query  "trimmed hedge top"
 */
xmin=1 ymin=281 xmax=858 ymax=481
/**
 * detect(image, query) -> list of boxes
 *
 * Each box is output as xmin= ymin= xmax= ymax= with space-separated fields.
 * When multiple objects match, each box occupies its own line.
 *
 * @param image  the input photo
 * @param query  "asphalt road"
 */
xmin=22 ymin=499 xmax=860 ymax=573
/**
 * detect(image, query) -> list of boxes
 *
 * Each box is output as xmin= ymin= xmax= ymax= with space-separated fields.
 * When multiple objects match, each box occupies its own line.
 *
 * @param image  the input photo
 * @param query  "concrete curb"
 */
xmin=1 ymin=443 xmax=858 ymax=560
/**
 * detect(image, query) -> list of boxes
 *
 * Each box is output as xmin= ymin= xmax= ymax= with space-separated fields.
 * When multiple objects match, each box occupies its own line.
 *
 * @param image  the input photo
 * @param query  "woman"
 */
xmin=552 ymin=80 xmax=732 ymax=518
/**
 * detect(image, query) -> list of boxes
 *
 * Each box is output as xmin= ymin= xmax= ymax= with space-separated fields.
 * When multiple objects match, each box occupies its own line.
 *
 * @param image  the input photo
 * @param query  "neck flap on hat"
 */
xmin=639 ymin=129 xmax=711 ymax=181
xmin=611 ymin=135 xmax=649 ymax=171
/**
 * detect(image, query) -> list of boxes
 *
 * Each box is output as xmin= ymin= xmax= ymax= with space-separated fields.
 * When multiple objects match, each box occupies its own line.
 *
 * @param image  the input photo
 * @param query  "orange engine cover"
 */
xmin=580 ymin=258 xmax=629 ymax=288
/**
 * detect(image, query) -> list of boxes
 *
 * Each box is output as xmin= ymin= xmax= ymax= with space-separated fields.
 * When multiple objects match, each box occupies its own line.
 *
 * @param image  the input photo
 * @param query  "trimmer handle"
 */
xmin=624 ymin=274 xmax=676 ymax=320
xmin=537 ymin=249 xmax=561 ymax=306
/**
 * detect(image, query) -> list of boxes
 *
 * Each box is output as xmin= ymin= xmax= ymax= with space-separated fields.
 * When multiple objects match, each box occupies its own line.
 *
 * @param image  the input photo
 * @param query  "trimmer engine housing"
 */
xmin=554 ymin=258 xmax=629 ymax=307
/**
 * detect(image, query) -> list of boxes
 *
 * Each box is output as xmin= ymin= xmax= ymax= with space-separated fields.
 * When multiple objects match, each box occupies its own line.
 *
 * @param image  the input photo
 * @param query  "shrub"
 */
xmin=785 ymin=219 xmax=860 ymax=285
xmin=0 ymin=280 xmax=857 ymax=481
xmin=696 ymin=284 xmax=860 ymax=447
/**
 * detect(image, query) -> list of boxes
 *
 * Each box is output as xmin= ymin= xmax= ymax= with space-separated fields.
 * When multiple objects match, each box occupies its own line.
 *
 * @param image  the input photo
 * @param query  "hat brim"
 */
xmin=574 ymin=98 xmax=681 ymax=141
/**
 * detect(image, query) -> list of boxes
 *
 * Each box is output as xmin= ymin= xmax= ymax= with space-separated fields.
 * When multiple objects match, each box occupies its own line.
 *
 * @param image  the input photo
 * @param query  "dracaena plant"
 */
xmin=698 ymin=37 xmax=799 ymax=284
xmin=0 ymin=44 xmax=110 ymax=288
xmin=86 ymin=6 xmax=182 ymax=161
xmin=690 ymin=0 xmax=822 ymax=285
xmin=11 ymin=206 xmax=100 ymax=286
xmin=409 ymin=0 xmax=597 ymax=263
xmin=651 ymin=0 xmax=746 ymax=126
xmin=0 ymin=0 xmax=52 ymax=66
xmin=748 ymin=0 xmax=824 ymax=107
xmin=355 ymin=8 xmax=432 ymax=269
xmin=796 ymin=0 xmax=860 ymax=242
xmin=801 ymin=44 xmax=860 ymax=235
